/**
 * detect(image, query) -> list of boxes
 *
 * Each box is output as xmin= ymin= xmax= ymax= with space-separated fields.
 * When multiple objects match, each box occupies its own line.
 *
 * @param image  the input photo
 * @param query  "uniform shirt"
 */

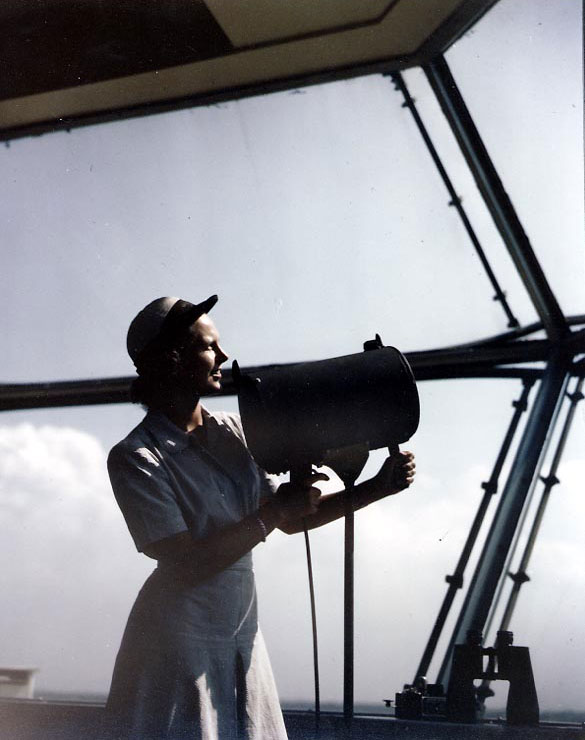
xmin=107 ymin=409 xmax=277 ymax=561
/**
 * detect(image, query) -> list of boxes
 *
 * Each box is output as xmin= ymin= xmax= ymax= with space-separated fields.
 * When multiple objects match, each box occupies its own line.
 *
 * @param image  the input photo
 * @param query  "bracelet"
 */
xmin=255 ymin=515 xmax=268 ymax=542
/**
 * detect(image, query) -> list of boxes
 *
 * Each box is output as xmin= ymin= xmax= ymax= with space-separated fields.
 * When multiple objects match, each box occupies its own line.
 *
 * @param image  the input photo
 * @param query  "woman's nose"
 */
xmin=217 ymin=345 xmax=229 ymax=363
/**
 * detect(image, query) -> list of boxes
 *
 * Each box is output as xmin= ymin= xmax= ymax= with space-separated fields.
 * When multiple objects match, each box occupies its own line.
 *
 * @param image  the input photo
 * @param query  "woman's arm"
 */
xmin=278 ymin=451 xmax=415 ymax=535
xmin=142 ymin=472 xmax=326 ymax=582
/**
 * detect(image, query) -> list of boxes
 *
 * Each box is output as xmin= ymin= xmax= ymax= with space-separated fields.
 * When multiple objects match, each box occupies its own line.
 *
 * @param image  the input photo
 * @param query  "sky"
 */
xmin=1 ymin=0 xmax=584 ymax=715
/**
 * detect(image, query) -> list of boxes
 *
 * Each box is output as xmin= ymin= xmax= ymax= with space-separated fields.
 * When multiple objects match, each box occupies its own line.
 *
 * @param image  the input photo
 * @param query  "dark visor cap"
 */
xmin=127 ymin=294 xmax=218 ymax=365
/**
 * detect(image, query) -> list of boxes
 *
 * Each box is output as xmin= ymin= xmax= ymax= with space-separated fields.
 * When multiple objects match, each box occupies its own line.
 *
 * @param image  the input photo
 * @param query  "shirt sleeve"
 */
xmin=107 ymin=443 xmax=189 ymax=552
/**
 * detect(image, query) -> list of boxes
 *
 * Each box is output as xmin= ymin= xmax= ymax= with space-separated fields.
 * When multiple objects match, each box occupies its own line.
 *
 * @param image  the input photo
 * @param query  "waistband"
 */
xmin=156 ymin=552 xmax=253 ymax=574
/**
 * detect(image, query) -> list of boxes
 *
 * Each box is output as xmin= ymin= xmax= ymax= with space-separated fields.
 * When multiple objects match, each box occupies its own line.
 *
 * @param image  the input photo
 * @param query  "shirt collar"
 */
xmin=143 ymin=407 xmax=221 ymax=455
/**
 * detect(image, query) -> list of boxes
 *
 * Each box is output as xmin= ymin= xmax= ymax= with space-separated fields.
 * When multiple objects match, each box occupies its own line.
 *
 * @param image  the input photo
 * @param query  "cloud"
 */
xmin=0 ymin=423 xmax=152 ymax=695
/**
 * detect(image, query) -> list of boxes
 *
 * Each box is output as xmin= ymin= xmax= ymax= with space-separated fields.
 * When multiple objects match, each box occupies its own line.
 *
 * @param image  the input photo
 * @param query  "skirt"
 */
xmin=103 ymin=566 xmax=288 ymax=740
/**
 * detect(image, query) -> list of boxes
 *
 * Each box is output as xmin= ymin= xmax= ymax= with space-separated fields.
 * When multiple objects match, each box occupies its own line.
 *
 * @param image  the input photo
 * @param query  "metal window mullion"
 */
xmin=475 ymin=376 xmax=583 ymax=703
xmin=424 ymin=55 xmax=568 ymax=341
xmin=436 ymin=354 xmax=570 ymax=687
xmin=413 ymin=378 xmax=534 ymax=681
xmin=389 ymin=70 xmax=519 ymax=329
xmin=500 ymin=375 xmax=584 ymax=631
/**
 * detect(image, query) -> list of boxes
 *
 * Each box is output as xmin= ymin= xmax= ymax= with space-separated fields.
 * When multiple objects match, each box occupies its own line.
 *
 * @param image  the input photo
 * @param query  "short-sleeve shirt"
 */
xmin=107 ymin=409 xmax=277 ymax=561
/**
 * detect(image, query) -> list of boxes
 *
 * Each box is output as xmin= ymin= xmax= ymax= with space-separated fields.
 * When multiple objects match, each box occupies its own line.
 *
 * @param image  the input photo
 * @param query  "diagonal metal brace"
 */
xmin=388 ymin=70 xmax=519 ymax=329
xmin=423 ymin=55 xmax=568 ymax=341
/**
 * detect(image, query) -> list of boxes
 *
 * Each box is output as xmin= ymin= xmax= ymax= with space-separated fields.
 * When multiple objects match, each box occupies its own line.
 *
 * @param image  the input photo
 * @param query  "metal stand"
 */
xmin=322 ymin=442 xmax=370 ymax=737
xmin=343 ymin=483 xmax=355 ymax=732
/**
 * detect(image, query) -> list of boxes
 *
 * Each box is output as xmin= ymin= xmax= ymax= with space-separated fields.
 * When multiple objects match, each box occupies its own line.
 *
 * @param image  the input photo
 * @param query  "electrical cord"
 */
xmin=303 ymin=521 xmax=321 ymax=735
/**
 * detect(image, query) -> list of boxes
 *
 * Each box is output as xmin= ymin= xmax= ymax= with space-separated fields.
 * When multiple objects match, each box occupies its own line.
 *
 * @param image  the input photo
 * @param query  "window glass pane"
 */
xmin=446 ymin=0 xmax=584 ymax=318
xmin=2 ymin=377 xmax=584 ymax=713
xmin=2 ymin=58 xmax=552 ymax=384
xmin=0 ymin=0 xmax=583 ymax=720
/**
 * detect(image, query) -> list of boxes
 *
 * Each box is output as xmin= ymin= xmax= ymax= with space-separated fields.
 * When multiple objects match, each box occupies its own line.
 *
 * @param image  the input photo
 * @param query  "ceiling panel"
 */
xmin=207 ymin=0 xmax=394 ymax=46
xmin=0 ymin=0 xmax=499 ymax=139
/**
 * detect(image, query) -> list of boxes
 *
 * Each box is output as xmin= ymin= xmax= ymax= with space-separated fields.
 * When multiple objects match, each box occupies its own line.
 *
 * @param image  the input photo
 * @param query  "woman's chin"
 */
xmin=208 ymin=377 xmax=222 ymax=392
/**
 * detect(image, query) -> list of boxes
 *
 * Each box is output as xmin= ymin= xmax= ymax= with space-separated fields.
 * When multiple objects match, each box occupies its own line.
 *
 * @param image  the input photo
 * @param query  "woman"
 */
xmin=105 ymin=294 xmax=415 ymax=740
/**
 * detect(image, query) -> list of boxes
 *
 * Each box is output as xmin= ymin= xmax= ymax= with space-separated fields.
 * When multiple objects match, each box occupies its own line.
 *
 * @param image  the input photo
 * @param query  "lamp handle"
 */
xmin=290 ymin=463 xmax=313 ymax=487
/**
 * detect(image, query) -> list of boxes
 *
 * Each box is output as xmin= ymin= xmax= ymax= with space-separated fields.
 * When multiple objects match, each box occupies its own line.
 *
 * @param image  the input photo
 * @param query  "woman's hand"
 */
xmin=271 ymin=455 xmax=415 ymax=535
xmin=373 ymin=450 xmax=415 ymax=497
xmin=273 ymin=472 xmax=329 ymax=523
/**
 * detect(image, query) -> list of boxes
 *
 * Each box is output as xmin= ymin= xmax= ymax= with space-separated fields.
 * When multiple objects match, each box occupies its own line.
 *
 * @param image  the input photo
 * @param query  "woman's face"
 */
xmin=180 ymin=314 xmax=229 ymax=394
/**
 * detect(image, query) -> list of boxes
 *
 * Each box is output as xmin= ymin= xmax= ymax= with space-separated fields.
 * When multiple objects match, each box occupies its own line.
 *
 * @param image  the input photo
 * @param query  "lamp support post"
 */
xmin=343 ymin=486 xmax=355 ymax=732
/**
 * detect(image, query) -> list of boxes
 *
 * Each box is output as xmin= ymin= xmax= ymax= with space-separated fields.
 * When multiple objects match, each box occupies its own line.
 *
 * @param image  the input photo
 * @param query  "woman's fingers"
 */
xmin=385 ymin=451 xmax=416 ymax=491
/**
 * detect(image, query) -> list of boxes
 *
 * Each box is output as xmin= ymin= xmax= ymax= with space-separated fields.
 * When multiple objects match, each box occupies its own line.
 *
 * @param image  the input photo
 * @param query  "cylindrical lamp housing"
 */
xmin=235 ymin=347 xmax=419 ymax=474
